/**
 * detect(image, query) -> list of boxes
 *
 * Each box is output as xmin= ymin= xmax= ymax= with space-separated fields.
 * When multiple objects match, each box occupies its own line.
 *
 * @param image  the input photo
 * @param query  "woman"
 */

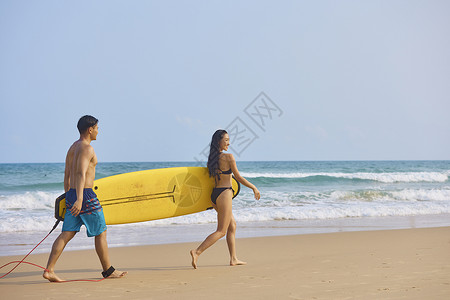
xmin=190 ymin=129 xmax=260 ymax=269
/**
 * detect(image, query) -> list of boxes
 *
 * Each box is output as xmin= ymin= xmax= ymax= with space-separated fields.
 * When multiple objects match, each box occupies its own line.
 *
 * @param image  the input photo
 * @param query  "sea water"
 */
xmin=1 ymin=161 xmax=449 ymax=256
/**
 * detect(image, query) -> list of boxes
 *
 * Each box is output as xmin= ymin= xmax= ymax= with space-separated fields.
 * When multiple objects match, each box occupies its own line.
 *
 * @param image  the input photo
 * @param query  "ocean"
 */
xmin=1 ymin=161 xmax=450 ymax=256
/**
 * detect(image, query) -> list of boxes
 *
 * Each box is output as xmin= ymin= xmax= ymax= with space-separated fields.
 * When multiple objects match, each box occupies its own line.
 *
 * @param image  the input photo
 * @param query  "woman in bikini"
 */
xmin=190 ymin=129 xmax=260 ymax=269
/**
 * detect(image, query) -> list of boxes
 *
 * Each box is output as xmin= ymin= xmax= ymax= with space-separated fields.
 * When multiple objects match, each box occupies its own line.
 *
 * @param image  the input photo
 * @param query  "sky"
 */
xmin=1 ymin=0 xmax=449 ymax=163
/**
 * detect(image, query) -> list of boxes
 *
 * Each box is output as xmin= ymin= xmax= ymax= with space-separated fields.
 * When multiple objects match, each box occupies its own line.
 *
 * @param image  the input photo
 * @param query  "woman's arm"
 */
xmin=227 ymin=154 xmax=260 ymax=200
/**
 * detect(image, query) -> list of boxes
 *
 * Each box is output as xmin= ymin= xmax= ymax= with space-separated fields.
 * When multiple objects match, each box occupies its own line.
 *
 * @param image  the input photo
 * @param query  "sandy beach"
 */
xmin=1 ymin=227 xmax=449 ymax=299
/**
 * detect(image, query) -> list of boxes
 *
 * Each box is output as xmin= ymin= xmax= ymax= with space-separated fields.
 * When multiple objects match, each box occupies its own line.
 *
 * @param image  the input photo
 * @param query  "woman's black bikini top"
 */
xmin=219 ymin=168 xmax=232 ymax=175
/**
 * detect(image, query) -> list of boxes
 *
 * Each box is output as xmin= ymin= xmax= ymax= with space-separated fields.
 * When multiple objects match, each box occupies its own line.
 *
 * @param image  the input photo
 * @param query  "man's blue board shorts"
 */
xmin=62 ymin=188 xmax=107 ymax=237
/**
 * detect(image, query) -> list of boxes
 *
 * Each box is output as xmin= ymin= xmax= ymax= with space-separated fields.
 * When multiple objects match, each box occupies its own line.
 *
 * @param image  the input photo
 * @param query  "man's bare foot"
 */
xmin=43 ymin=270 xmax=64 ymax=282
xmin=106 ymin=270 xmax=128 ymax=279
xmin=230 ymin=259 xmax=247 ymax=266
xmin=190 ymin=249 xmax=199 ymax=269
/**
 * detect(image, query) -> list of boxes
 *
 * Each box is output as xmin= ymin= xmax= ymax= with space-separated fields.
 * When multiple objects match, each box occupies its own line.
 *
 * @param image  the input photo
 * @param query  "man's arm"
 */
xmin=70 ymin=145 xmax=94 ymax=217
xmin=63 ymin=151 xmax=71 ymax=193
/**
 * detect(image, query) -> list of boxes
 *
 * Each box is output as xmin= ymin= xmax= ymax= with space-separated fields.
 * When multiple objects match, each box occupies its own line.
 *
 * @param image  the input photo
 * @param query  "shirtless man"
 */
xmin=43 ymin=115 xmax=127 ymax=282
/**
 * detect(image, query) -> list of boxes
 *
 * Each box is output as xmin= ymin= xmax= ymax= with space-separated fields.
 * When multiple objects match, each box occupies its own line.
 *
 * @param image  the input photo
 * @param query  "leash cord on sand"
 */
xmin=0 ymin=219 xmax=106 ymax=283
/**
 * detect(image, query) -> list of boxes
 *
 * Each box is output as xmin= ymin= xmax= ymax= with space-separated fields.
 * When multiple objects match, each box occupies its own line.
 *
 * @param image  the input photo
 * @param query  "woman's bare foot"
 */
xmin=190 ymin=249 xmax=199 ymax=269
xmin=106 ymin=270 xmax=128 ymax=279
xmin=43 ymin=270 xmax=64 ymax=282
xmin=230 ymin=258 xmax=247 ymax=266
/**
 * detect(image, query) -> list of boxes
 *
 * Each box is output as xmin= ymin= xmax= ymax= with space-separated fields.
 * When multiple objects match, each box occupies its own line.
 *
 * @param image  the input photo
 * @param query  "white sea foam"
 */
xmin=1 ymin=188 xmax=449 ymax=233
xmin=0 ymin=216 xmax=56 ymax=232
xmin=0 ymin=191 xmax=57 ymax=210
xmin=3 ymin=198 xmax=449 ymax=233
xmin=391 ymin=189 xmax=450 ymax=201
xmin=2 ymin=161 xmax=450 ymax=255
xmin=241 ymin=171 xmax=449 ymax=183
xmin=117 ymin=200 xmax=450 ymax=226
xmin=0 ymin=191 xmax=61 ymax=233
xmin=109 ymin=188 xmax=450 ymax=226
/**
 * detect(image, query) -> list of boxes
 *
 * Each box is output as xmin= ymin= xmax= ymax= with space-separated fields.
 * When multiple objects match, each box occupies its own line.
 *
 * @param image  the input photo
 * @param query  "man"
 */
xmin=43 ymin=115 xmax=127 ymax=282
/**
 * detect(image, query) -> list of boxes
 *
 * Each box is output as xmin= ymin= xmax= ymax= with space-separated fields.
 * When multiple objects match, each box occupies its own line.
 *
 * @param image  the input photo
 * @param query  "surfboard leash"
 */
xmin=0 ymin=219 xmax=60 ymax=280
xmin=0 ymin=219 xmax=107 ymax=283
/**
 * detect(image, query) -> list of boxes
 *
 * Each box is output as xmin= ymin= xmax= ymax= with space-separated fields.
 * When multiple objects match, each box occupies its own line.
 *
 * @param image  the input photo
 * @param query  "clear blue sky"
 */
xmin=1 ymin=0 xmax=449 ymax=163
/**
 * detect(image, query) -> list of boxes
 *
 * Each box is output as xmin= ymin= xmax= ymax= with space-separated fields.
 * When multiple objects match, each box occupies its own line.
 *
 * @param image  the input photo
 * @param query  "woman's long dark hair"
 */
xmin=207 ymin=129 xmax=228 ymax=180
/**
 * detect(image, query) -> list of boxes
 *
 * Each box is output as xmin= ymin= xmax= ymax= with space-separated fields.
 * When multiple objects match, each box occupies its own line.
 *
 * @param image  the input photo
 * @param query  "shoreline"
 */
xmin=1 ymin=227 xmax=449 ymax=299
xmin=2 ymin=213 xmax=450 ymax=257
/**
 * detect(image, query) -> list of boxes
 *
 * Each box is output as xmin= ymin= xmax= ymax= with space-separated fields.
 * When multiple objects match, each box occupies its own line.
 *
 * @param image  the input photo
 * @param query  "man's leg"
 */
xmin=94 ymin=230 xmax=127 ymax=278
xmin=95 ymin=230 xmax=111 ymax=271
xmin=43 ymin=231 xmax=76 ymax=282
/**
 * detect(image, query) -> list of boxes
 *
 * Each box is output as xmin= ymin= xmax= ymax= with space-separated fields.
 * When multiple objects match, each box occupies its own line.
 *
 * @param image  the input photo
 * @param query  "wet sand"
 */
xmin=1 ymin=227 xmax=449 ymax=299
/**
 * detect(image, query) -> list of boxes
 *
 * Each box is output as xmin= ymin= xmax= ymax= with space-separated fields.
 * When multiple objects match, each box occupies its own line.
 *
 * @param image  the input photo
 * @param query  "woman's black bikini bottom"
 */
xmin=211 ymin=187 xmax=234 ymax=205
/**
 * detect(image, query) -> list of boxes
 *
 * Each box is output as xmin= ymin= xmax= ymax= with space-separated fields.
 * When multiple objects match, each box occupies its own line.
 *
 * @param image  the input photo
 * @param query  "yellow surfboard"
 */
xmin=55 ymin=167 xmax=240 ymax=225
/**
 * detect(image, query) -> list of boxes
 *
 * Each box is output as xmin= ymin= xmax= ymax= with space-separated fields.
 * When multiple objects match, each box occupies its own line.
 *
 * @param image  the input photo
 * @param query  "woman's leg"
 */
xmin=226 ymin=214 xmax=247 ymax=266
xmin=190 ymin=189 xmax=233 ymax=269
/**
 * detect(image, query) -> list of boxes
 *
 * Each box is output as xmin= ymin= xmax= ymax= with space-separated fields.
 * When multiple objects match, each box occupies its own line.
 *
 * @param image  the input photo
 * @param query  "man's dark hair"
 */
xmin=77 ymin=115 xmax=98 ymax=134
